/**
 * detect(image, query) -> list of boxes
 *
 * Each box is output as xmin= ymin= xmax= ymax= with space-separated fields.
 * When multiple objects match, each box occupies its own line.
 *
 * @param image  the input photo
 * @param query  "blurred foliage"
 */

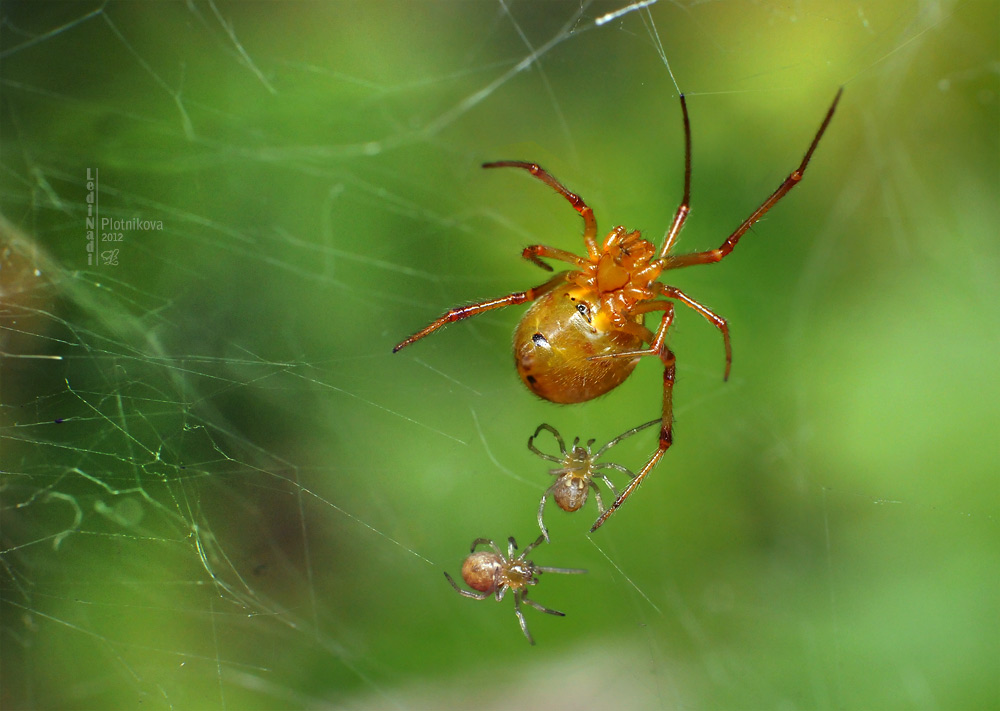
xmin=1 ymin=1 xmax=997 ymax=710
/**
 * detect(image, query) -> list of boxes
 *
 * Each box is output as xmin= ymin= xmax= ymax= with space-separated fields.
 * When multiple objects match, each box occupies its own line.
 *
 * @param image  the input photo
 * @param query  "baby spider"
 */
xmin=444 ymin=534 xmax=586 ymax=645
xmin=530 ymin=419 xmax=660 ymax=541
xmin=396 ymin=90 xmax=842 ymax=532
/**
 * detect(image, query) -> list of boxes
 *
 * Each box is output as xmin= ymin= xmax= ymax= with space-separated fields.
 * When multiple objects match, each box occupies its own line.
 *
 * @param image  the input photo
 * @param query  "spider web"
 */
xmin=1 ymin=1 xmax=997 ymax=709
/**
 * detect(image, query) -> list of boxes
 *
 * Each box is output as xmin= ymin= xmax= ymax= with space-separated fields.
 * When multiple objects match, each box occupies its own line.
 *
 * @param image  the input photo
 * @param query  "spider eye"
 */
xmin=575 ymin=303 xmax=591 ymax=322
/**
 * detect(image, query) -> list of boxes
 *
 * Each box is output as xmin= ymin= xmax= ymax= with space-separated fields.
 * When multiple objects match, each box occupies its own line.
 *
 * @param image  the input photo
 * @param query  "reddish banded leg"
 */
xmin=663 ymin=88 xmax=843 ymax=271
xmin=393 ymin=272 xmax=568 ymax=352
xmin=483 ymin=161 xmax=600 ymax=260
xmin=588 ymin=304 xmax=677 ymax=531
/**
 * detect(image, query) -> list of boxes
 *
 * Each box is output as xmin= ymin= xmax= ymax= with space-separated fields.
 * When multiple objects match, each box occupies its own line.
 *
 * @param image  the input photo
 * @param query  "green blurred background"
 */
xmin=1 ymin=1 xmax=997 ymax=709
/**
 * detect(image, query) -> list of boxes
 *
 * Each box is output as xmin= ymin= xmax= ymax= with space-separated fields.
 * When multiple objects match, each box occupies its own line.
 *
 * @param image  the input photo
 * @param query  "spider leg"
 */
xmin=590 ymin=307 xmax=677 ymax=532
xmin=512 ymin=591 xmax=536 ymax=645
xmin=657 ymin=93 xmax=693 ymax=260
xmin=470 ymin=537 xmax=504 ymax=557
xmin=537 ymin=481 xmax=561 ymax=542
xmin=540 ymin=568 xmax=588 ymax=580
xmin=522 ymin=595 xmax=567 ymax=617
xmin=594 ymin=418 xmax=660 ymax=457
xmin=521 ymin=244 xmax=589 ymax=272
xmin=519 ymin=534 xmax=547 ymax=557
xmin=588 ymin=300 xmax=673 ymax=363
xmin=393 ymin=272 xmax=569 ymax=352
xmin=444 ymin=571 xmax=492 ymax=600
xmin=655 ymin=283 xmax=732 ymax=380
xmin=529 ymin=423 xmax=568 ymax=458
xmin=662 ymin=88 xmax=842 ymax=270
xmin=591 ymin=478 xmax=610 ymax=512
xmin=593 ymin=462 xmax=633 ymax=479
xmin=483 ymin=161 xmax=600 ymax=260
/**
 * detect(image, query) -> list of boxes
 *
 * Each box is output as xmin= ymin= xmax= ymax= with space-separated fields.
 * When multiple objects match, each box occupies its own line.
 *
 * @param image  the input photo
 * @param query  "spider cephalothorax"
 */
xmin=571 ymin=226 xmax=664 ymax=327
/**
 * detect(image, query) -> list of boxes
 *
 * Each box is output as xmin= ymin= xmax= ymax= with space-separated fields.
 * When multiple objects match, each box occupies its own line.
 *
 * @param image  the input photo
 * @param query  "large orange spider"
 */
xmin=395 ymin=90 xmax=842 ymax=532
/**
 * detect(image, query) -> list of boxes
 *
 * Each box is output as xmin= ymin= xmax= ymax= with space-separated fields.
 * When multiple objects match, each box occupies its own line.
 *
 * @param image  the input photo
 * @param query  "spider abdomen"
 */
xmin=462 ymin=551 xmax=503 ymax=593
xmin=552 ymin=476 xmax=589 ymax=512
xmin=513 ymin=284 xmax=642 ymax=404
